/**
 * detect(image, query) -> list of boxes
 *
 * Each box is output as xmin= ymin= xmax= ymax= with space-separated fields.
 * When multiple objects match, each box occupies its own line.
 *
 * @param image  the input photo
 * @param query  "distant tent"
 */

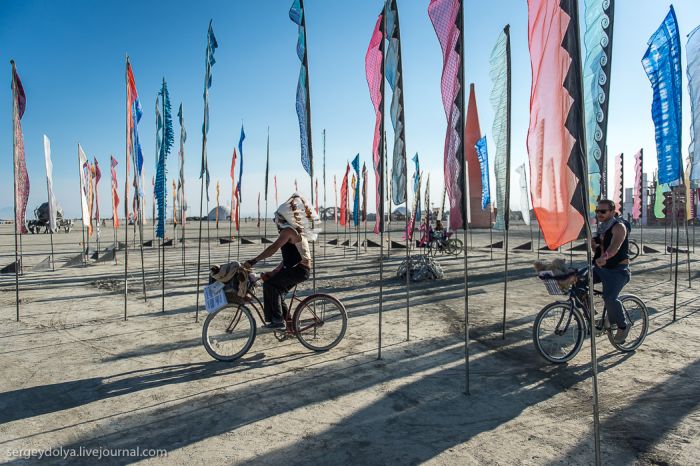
xmin=207 ymin=206 xmax=231 ymax=221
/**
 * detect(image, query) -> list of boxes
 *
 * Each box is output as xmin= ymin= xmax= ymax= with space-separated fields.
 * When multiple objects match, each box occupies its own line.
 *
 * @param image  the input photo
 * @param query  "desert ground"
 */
xmin=0 ymin=219 xmax=698 ymax=465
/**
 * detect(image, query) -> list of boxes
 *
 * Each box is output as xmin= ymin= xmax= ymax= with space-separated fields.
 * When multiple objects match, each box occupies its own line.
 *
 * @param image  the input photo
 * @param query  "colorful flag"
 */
xmin=290 ymin=0 xmax=313 ymax=176
xmin=407 ymin=172 xmax=422 ymax=241
xmin=78 ymin=145 xmax=91 ymax=234
xmin=110 ymin=156 xmax=120 ymax=228
xmin=156 ymin=79 xmax=174 ymax=239
xmin=429 ymin=0 xmax=466 ymax=230
xmin=613 ymin=153 xmax=623 ymax=214
xmin=465 ymin=84 xmax=488 ymax=226
xmin=424 ymin=173 xmax=431 ymax=227
xmin=237 ymin=125 xmax=245 ymax=202
xmin=351 ymin=154 xmax=360 ymax=226
xmin=361 ymin=163 xmax=368 ymax=222
xmin=230 ymin=148 xmax=238 ymax=231
xmin=340 ymin=164 xmax=350 ymax=227
xmin=177 ymin=103 xmax=186 ymax=226
xmin=475 ymin=137 xmax=490 ymax=210
xmin=490 ymin=27 xmax=510 ymax=231
xmin=688 ymin=26 xmax=700 ymax=185
xmin=516 ymin=163 xmax=531 ymax=226
xmin=633 ymin=150 xmax=643 ymax=220
xmin=366 ymin=7 xmax=385 ymax=234
xmin=11 ymin=61 xmax=29 ymax=234
xmin=126 ymin=59 xmax=143 ymax=217
xmin=94 ymin=157 xmax=102 ymax=237
xmin=642 ymin=6 xmax=682 ymax=186
xmin=43 ymin=135 xmax=58 ymax=232
xmin=527 ymin=0 xmax=588 ymax=249
xmin=201 ymin=21 xmax=218 ymax=201
xmin=386 ymin=0 xmax=407 ymax=206
xmin=412 ymin=153 xmax=421 ymax=222
xmin=583 ymin=0 xmax=616 ymax=214
xmin=653 ymin=174 xmax=668 ymax=219
xmin=86 ymin=163 xmax=95 ymax=237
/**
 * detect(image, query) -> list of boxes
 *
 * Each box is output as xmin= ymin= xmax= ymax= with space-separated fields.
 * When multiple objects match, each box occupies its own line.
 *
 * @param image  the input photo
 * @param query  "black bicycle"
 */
xmin=533 ymin=267 xmax=648 ymax=364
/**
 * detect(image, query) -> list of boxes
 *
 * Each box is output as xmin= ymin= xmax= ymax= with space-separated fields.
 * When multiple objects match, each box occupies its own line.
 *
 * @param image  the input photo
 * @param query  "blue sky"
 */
xmin=1 ymin=0 xmax=700 ymax=219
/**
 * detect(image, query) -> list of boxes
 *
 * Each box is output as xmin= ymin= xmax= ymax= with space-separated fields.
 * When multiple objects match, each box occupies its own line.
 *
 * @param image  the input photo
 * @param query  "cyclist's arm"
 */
xmin=247 ymin=229 xmax=293 ymax=265
xmin=603 ymin=223 xmax=626 ymax=260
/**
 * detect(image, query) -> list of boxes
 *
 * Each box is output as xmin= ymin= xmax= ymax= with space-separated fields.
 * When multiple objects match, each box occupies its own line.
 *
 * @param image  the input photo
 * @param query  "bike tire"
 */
xmin=293 ymin=294 xmax=348 ymax=352
xmin=607 ymin=295 xmax=648 ymax=352
xmin=629 ymin=241 xmax=640 ymax=260
xmin=532 ymin=301 xmax=585 ymax=364
xmin=428 ymin=240 xmax=440 ymax=257
xmin=202 ymin=304 xmax=257 ymax=362
xmin=447 ymin=238 xmax=464 ymax=256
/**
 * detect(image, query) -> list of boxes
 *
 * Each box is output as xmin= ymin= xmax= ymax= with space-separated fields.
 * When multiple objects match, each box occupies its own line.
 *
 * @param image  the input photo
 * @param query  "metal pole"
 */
xmin=123 ymin=57 xmax=129 ymax=321
xmin=11 ymin=60 xmax=20 ymax=321
xmin=673 ymin=188 xmax=679 ymax=320
xmin=377 ymin=2 xmax=386 ymax=360
xmin=501 ymin=25 xmax=512 ymax=340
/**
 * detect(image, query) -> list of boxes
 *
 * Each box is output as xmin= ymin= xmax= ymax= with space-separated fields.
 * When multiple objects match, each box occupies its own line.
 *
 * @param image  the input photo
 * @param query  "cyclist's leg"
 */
xmin=596 ymin=266 xmax=630 ymax=328
xmin=264 ymin=267 xmax=310 ymax=324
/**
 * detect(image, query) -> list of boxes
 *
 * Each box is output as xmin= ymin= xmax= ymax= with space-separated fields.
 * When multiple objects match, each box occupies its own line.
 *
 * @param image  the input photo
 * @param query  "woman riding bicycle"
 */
xmin=243 ymin=193 xmax=320 ymax=330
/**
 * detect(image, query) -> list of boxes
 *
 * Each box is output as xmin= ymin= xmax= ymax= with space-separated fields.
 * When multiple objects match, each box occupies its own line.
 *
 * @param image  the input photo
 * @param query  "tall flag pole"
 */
xmin=322 ymin=129 xmax=327 ymax=257
xmin=43 ymin=135 xmax=57 ymax=271
xmin=491 ymin=31 xmax=512 ymax=237
xmin=528 ymin=0 xmax=601 ymax=462
xmin=290 ymin=0 xmax=317 ymax=293
xmin=642 ymin=6 xmax=683 ymax=320
xmin=361 ymin=162 xmax=368 ymax=250
xmin=110 ymin=155 xmax=120 ymax=264
xmin=177 ymin=103 xmax=187 ymax=273
xmin=229 ymin=147 xmax=237 ymax=262
xmin=351 ymin=155 xmax=360 ymax=260
xmin=583 ymin=0 xmax=616 ymax=215
xmin=264 ymin=127 xmax=270 ymax=241
xmin=366 ymin=3 xmax=385 ymax=358
xmin=429 ymin=0 xmax=470 ymax=393
xmin=195 ymin=20 xmax=218 ymax=321
xmin=156 ymin=78 xmax=174 ymax=312
xmin=11 ymin=60 xmax=28 ymax=321
xmin=385 ymin=0 xmax=411 ymax=339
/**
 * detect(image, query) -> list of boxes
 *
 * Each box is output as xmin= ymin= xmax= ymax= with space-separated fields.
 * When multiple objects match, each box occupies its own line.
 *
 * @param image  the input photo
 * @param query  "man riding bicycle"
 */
xmin=243 ymin=194 xmax=319 ymax=330
xmin=592 ymin=199 xmax=632 ymax=344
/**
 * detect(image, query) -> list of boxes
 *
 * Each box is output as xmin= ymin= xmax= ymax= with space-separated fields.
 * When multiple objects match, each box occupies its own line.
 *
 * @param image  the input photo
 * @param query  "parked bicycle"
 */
xmin=202 ymin=274 xmax=348 ymax=362
xmin=533 ymin=267 xmax=648 ymax=364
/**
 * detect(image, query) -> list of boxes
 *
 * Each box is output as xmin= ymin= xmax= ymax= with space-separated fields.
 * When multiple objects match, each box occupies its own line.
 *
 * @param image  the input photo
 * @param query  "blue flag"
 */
xmin=290 ymin=0 xmax=312 ymax=176
xmin=201 ymin=20 xmax=218 ymax=201
xmin=412 ymin=153 xmax=420 ymax=222
xmin=642 ymin=6 xmax=683 ymax=185
xmin=237 ymin=125 xmax=245 ymax=202
xmin=475 ymin=137 xmax=491 ymax=210
xmin=156 ymin=79 xmax=174 ymax=239
xmin=351 ymin=154 xmax=360 ymax=226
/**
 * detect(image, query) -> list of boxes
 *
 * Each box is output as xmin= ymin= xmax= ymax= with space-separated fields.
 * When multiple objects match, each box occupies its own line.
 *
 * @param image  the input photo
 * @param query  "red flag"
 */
xmin=94 ymin=157 xmax=102 ymax=225
xmin=340 ymin=164 xmax=350 ymax=226
xmin=11 ymin=61 xmax=29 ymax=234
xmin=110 ymin=156 xmax=120 ymax=228
xmin=527 ymin=0 xmax=588 ymax=249
xmin=125 ymin=60 xmax=139 ymax=219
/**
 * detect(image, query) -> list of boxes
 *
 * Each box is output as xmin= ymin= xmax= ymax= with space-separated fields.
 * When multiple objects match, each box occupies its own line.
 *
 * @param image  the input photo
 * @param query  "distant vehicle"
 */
xmin=27 ymin=203 xmax=73 ymax=234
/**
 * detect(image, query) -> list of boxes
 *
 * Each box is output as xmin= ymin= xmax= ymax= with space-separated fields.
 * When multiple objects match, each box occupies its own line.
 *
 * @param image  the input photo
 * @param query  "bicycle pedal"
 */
xmin=273 ymin=331 xmax=289 ymax=342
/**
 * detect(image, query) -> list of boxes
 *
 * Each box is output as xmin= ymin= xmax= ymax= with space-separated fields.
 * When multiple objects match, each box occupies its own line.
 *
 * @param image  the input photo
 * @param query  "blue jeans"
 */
xmin=593 ymin=264 xmax=631 ymax=328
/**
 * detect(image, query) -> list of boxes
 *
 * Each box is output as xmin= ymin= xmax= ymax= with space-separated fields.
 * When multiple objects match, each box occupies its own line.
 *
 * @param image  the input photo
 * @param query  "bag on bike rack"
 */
xmin=209 ymin=261 xmax=250 ymax=305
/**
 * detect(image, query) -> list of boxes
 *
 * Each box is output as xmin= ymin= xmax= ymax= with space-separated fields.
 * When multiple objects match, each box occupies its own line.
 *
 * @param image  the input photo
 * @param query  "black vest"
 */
xmin=594 ymin=218 xmax=629 ymax=268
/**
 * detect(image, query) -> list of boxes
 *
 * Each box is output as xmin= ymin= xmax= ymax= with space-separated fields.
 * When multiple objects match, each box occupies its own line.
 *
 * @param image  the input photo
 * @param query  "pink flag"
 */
xmin=429 ymin=0 xmax=465 ymax=231
xmin=12 ymin=62 xmax=29 ymax=234
xmin=366 ymin=10 xmax=384 ymax=234
xmin=613 ymin=153 xmax=623 ymax=215
xmin=633 ymin=150 xmax=643 ymax=220
xmin=110 ymin=156 xmax=120 ymax=228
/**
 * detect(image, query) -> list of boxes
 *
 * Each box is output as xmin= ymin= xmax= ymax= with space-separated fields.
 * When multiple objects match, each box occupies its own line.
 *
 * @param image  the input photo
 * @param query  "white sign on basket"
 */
xmin=203 ymin=281 xmax=228 ymax=313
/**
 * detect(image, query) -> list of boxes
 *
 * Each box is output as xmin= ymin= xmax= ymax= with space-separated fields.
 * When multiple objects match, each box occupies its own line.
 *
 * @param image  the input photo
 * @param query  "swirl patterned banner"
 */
xmin=490 ymin=28 xmax=509 ymax=231
xmin=386 ymin=0 xmax=407 ymax=206
xmin=583 ymin=0 xmax=615 ymax=215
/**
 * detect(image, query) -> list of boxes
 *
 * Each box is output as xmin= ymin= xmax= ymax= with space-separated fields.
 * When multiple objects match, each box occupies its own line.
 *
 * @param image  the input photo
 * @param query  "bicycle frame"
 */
xmin=240 ymin=282 xmax=309 ymax=337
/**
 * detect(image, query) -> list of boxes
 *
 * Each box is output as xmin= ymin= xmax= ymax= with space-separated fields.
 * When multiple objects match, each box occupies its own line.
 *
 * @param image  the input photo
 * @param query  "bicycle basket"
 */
xmin=541 ymin=278 xmax=568 ymax=296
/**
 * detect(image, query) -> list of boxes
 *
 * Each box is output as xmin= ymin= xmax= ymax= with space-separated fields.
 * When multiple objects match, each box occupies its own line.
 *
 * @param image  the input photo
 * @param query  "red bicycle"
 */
xmin=202 ymin=276 xmax=348 ymax=362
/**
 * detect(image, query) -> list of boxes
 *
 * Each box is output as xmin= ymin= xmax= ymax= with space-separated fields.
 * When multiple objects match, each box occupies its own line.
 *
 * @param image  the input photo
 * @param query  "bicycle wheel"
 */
xmin=607 ymin=295 xmax=648 ymax=352
xmin=447 ymin=238 xmax=463 ymax=256
xmin=532 ymin=302 xmax=585 ymax=364
xmin=293 ymin=294 xmax=348 ymax=351
xmin=629 ymin=240 xmax=640 ymax=260
xmin=428 ymin=240 xmax=440 ymax=256
xmin=202 ymin=304 xmax=256 ymax=361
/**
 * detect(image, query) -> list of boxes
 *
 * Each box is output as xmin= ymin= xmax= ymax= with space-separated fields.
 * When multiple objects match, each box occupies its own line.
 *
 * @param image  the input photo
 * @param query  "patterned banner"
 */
xmin=361 ymin=163 xmax=368 ymax=222
xmin=177 ymin=104 xmax=186 ymax=226
xmin=237 ymin=125 xmax=245 ymax=202
xmin=516 ymin=163 xmax=531 ymax=226
xmin=633 ymin=150 xmax=643 ymax=220
xmin=340 ymin=164 xmax=350 ymax=226
xmin=386 ymin=0 xmax=407 ymax=206
xmin=490 ymin=27 xmax=509 ymax=231
xmin=94 ymin=158 xmax=102 ymax=238
xmin=412 ymin=153 xmax=421 ymax=222
xmin=613 ymin=153 xmax=623 ymax=214
xmin=351 ymin=154 xmax=360 ymax=226
xmin=12 ymin=62 xmax=29 ymax=234
xmin=475 ymin=136 xmax=490 ymax=210
xmin=429 ymin=0 xmax=465 ymax=230
xmin=78 ymin=145 xmax=91 ymax=232
xmin=583 ymin=0 xmax=616 ymax=214
xmin=406 ymin=173 xmax=422 ymax=241
xmin=110 ymin=156 xmax=120 ymax=228
xmin=365 ymin=8 xmax=384 ymax=233
xmin=527 ymin=0 xmax=588 ymax=249
xmin=290 ymin=0 xmax=313 ymax=176
xmin=230 ymin=148 xmax=238 ymax=230
xmin=642 ymin=6 xmax=682 ymax=186
xmin=201 ymin=21 xmax=218 ymax=201
xmin=43 ymin=135 xmax=58 ymax=232
xmin=688 ymin=26 xmax=700 ymax=186
xmin=653 ymin=175 xmax=669 ymax=219
xmin=156 ymin=79 xmax=174 ymax=239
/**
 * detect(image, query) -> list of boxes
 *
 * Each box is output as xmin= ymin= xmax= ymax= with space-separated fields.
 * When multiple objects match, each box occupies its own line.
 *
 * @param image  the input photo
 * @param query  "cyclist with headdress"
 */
xmin=243 ymin=193 xmax=320 ymax=330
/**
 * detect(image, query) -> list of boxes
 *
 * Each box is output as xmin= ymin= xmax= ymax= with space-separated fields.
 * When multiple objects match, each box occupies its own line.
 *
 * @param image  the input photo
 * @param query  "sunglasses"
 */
xmin=595 ymin=209 xmax=610 ymax=214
